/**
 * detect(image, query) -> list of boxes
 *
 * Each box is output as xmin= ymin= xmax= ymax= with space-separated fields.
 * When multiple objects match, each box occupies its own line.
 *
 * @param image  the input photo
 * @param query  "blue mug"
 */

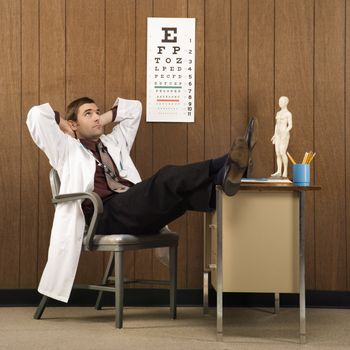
xmin=293 ymin=164 xmax=310 ymax=186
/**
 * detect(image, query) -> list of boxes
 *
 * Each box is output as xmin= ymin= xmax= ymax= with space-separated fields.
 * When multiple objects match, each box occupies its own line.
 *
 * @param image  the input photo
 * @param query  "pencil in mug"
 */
xmin=302 ymin=152 xmax=309 ymax=164
xmin=307 ymin=152 xmax=316 ymax=164
xmin=305 ymin=151 xmax=312 ymax=164
xmin=308 ymin=151 xmax=314 ymax=163
xmin=286 ymin=151 xmax=296 ymax=164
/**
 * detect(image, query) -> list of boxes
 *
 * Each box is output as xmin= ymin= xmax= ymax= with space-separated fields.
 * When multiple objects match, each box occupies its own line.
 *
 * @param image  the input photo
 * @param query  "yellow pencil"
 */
xmin=307 ymin=152 xmax=316 ymax=164
xmin=302 ymin=152 xmax=308 ymax=164
xmin=306 ymin=151 xmax=313 ymax=164
xmin=287 ymin=151 xmax=296 ymax=164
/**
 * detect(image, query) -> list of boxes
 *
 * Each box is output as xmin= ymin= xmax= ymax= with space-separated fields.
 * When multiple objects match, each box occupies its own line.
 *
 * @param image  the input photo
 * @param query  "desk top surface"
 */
xmin=239 ymin=183 xmax=321 ymax=191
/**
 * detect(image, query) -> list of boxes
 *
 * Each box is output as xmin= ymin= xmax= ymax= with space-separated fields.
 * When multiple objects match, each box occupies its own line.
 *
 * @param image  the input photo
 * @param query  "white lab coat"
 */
xmin=26 ymin=98 xmax=142 ymax=302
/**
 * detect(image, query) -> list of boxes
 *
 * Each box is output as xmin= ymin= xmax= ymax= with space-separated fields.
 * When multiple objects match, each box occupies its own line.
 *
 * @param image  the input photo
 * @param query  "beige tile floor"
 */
xmin=0 ymin=306 xmax=349 ymax=350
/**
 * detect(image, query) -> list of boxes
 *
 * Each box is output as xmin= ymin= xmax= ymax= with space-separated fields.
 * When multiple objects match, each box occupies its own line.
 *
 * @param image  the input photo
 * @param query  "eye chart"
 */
xmin=147 ymin=17 xmax=195 ymax=122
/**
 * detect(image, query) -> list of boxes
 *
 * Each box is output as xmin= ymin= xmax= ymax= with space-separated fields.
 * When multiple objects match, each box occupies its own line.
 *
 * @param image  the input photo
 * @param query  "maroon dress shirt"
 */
xmin=80 ymin=138 xmax=133 ymax=217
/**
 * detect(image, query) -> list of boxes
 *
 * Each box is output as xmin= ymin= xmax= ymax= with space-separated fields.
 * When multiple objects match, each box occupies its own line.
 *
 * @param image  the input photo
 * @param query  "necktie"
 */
xmin=97 ymin=142 xmax=129 ymax=193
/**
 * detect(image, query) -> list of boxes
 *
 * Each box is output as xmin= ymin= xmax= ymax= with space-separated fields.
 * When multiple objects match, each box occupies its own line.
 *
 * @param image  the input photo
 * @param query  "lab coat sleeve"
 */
xmin=108 ymin=98 xmax=142 ymax=153
xmin=26 ymin=103 xmax=68 ymax=169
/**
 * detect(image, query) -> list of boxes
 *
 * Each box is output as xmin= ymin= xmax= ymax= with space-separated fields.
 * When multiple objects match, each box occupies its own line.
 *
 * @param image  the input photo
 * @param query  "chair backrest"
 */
xmin=48 ymin=168 xmax=103 ymax=250
xmin=49 ymin=168 xmax=61 ymax=198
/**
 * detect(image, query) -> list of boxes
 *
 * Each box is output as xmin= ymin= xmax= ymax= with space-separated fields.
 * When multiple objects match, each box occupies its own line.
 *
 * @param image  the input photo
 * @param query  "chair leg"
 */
xmin=33 ymin=295 xmax=49 ymax=319
xmin=169 ymin=245 xmax=177 ymax=319
xmin=95 ymin=252 xmax=115 ymax=310
xmin=115 ymin=251 xmax=124 ymax=328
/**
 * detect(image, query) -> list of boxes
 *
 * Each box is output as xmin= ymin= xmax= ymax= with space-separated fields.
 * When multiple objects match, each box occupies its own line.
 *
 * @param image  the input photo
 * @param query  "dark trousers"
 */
xmin=96 ymin=160 xmax=215 ymax=235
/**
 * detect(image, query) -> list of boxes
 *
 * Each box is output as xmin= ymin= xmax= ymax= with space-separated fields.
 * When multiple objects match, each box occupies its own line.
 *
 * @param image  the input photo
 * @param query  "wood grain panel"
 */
xmin=231 ymin=0 xmax=248 ymax=140
xmin=347 ymin=0 xmax=350 ymax=291
xmin=134 ymin=0 xmax=154 ymax=285
xmin=187 ymin=0 xmax=205 ymax=288
xmin=3 ymin=0 xmax=350 ymax=293
xmin=205 ymin=0 xmax=231 ymax=159
xmin=204 ymin=0 xmax=231 ymax=290
xmin=106 ymin=0 xmax=137 ymax=283
xmin=153 ymin=0 xmax=189 ymax=288
xmin=66 ymin=1 xmax=105 ymax=106
xmin=275 ymin=0 xmax=315 ymax=288
xmin=315 ymin=0 xmax=346 ymax=290
xmin=248 ymin=0 xmax=274 ymax=178
xmin=21 ymin=0 xmax=39 ymax=287
xmin=38 ymin=0 xmax=66 ymax=281
xmin=66 ymin=0 xmax=105 ymax=284
xmin=0 ymin=0 xmax=21 ymax=288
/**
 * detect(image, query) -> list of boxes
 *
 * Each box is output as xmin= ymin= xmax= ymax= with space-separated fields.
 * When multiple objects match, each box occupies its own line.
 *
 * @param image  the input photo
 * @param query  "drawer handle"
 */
xmin=209 ymin=224 xmax=216 ymax=229
xmin=209 ymin=264 xmax=217 ymax=270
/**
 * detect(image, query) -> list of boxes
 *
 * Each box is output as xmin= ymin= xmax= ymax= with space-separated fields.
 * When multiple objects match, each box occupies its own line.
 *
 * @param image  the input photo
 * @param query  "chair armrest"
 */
xmin=52 ymin=192 xmax=103 ymax=251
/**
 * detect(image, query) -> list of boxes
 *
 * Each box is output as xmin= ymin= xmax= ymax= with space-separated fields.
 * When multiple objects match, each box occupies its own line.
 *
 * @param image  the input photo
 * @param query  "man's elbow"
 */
xmin=135 ymin=100 xmax=142 ymax=118
xmin=26 ymin=105 xmax=39 ymax=131
xmin=134 ymin=100 xmax=142 ymax=125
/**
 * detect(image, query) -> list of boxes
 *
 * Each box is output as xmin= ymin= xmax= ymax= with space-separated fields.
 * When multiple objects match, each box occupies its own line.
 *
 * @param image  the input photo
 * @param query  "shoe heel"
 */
xmin=243 ymin=157 xmax=253 ymax=178
xmin=223 ymin=180 xmax=240 ymax=197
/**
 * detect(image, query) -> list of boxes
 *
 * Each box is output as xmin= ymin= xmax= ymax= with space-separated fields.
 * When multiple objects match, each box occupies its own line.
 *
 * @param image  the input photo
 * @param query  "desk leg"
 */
xmin=216 ymin=188 xmax=223 ymax=340
xmin=203 ymin=271 xmax=209 ymax=315
xmin=203 ymin=213 xmax=209 ymax=315
xmin=299 ymin=191 xmax=306 ymax=344
xmin=274 ymin=293 xmax=280 ymax=314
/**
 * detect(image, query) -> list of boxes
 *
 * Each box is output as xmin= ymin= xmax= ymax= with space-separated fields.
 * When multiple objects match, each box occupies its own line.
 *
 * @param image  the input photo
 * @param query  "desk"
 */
xmin=203 ymin=183 xmax=321 ymax=342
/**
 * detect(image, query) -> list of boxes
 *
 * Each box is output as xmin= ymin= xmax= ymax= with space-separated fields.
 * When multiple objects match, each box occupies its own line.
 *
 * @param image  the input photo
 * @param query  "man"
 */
xmin=27 ymin=97 xmax=253 ymax=302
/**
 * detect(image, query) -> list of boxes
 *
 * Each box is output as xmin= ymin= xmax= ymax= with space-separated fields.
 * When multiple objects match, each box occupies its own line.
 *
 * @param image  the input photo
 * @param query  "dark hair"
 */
xmin=65 ymin=97 xmax=95 ymax=121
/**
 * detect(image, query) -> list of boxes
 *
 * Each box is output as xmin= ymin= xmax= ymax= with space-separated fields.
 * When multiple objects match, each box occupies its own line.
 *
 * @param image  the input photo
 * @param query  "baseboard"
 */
xmin=1 ymin=288 xmax=350 ymax=308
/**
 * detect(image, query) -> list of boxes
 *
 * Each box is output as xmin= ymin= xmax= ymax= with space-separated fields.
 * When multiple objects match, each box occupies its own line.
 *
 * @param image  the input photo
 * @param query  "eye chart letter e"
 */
xmin=147 ymin=18 xmax=196 ymax=122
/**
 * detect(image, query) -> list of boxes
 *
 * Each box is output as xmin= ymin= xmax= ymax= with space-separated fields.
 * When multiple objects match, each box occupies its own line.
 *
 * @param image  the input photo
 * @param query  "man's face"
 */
xmin=69 ymin=103 xmax=104 ymax=141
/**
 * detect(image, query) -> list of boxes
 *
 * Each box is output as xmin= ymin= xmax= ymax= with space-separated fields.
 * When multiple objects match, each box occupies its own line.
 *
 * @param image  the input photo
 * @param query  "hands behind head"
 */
xmin=63 ymin=123 xmax=76 ymax=138
xmin=55 ymin=111 xmax=76 ymax=138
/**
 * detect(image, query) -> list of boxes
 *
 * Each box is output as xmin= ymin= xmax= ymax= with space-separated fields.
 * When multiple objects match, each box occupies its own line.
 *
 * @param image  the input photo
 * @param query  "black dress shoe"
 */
xmin=222 ymin=137 xmax=249 ymax=196
xmin=245 ymin=117 xmax=259 ymax=151
xmin=243 ymin=117 xmax=259 ymax=177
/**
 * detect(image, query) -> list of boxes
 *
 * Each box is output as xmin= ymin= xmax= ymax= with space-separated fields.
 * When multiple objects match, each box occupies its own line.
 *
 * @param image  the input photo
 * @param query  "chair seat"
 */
xmin=83 ymin=229 xmax=178 ymax=251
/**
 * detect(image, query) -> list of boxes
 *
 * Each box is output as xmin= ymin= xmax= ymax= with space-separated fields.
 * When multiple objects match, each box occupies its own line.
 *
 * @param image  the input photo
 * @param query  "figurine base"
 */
xmin=269 ymin=175 xmax=288 ymax=179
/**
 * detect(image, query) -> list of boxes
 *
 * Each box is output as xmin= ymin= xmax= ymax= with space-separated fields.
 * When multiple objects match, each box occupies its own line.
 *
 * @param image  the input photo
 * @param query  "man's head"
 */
xmin=65 ymin=97 xmax=103 ymax=141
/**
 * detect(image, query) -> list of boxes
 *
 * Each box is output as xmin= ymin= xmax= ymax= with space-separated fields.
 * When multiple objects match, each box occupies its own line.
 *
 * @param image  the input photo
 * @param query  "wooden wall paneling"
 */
xmin=187 ymin=0 xmax=205 ymax=288
xmin=4 ymin=0 xmax=350 ymax=294
xmin=134 ymin=0 xmax=154 ymax=286
xmin=105 ymin=0 xmax=137 ymax=284
xmin=248 ymin=0 xmax=275 ymax=178
xmin=315 ymin=0 xmax=346 ymax=290
xmin=204 ymin=0 xmax=231 ymax=160
xmin=275 ymin=0 xmax=315 ymax=288
xmin=231 ymin=0 xmax=249 ymax=140
xmin=20 ymin=0 xmax=39 ymax=287
xmin=0 ymin=0 xmax=21 ymax=287
xmin=66 ymin=0 xmax=105 ymax=284
xmin=203 ymin=0 xmax=231 ymax=289
xmin=106 ymin=0 xmax=136 ymax=105
xmin=153 ymin=0 xmax=189 ymax=288
xmin=66 ymin=1 xmax=105 ymax=105
xmin=38 ymin=0 xmax=66 ymax=282
xmin=347 ymin=0 xmax=350 ymax=290
xmin=106 ymin=0 xmax=137 ymax=283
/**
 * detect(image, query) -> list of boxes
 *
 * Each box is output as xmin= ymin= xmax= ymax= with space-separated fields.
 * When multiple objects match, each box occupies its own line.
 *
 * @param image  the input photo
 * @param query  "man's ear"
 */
xmin=67 ymin=120 xmax=78 ymax=131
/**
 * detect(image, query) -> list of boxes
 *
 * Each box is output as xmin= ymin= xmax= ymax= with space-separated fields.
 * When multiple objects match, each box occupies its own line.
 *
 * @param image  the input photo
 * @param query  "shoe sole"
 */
xmin=223 ymin=137 xmax=249 ymax=196
xmin=245 ymin=117 xmax=259 ymax=151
